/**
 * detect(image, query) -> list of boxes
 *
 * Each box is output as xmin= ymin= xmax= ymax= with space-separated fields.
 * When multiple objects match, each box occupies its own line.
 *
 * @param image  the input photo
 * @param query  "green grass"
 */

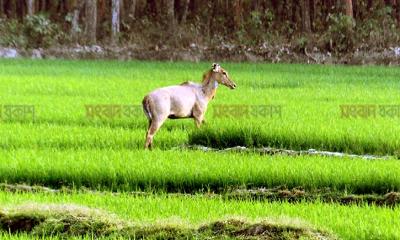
xmin=1 ymin=59 xmax=400 ymax=239
xmin=0 ymin=149 xmax=399 ymax=194
xmin=1 ymin=59 xmax=400 ymax=154
xmin=0 ymin=192 xmax=399 ymax=239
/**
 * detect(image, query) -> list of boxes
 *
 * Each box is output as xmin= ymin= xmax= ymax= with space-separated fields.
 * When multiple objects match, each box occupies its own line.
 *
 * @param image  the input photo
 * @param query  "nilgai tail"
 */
xmin=142 ymin=95 xmax=155 ymax=149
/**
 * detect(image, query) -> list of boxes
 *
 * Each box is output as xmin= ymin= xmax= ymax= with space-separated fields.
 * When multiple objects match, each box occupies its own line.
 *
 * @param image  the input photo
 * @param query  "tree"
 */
xmin=70 ymin=0 xmax=84 ymax=42
xmin=8 ymin=0 xmax=17 ymax=19
xmin=301 ymin=0 xmax=311 ymax=32
xmin=48 ymin=0 xmax=58 ymax=20
xmin=0 ymin=0 xmax=4 ymax=18
xmin=26 ymin=0 xmax=34 ymax=16
xmin=367 ymin=0 xmax=373 ymax=11
xmin=396 ymin=0 xmax=400 ymax=25
xmin=271 ymin=0 xmax=282 ymax=23
xmin=233 ymin=0 xmax=242 ymax=30
xmin=309 ymin=0 xmax=315 ymax=30
xmin=291 ymin=0 xmax=300 ymax=30
xmin=111 ymin=0 xmax=120 ymax=45
xmin=85 ymin=0 xmax=97 ymax=44
xmin=98 ymin=0 xmax=107 ymax=26
xmin=129 ymin=0 xmax=137 ymax=21
xmin=164 ymin=0 xmax=175 ymax=32
xmin=251 ymin=0 xmax=260 ymax=11
xmin=343 ymin=0 xmax=353 ymax=18
xmin=180 ymin=0 xmax=189 ymax=25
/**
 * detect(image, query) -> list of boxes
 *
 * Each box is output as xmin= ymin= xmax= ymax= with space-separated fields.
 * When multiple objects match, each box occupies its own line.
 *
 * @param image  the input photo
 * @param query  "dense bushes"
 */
xmin=23 ymin=15 xmax=64 ymax=48
xmin=0 ymin=8 xmax=400 ymax=55
xmin=0 ymin=14 xmax=63 ymax=48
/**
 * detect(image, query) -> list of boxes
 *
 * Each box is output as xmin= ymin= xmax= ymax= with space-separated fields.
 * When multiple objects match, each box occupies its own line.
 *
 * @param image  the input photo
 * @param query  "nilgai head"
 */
xmin=211 ymin=63 xmax=237 ymax=89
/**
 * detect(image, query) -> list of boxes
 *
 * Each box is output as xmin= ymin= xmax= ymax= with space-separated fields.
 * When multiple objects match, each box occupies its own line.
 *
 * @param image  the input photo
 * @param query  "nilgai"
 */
xmin=142 ymin=63 xmax=236 ymax=149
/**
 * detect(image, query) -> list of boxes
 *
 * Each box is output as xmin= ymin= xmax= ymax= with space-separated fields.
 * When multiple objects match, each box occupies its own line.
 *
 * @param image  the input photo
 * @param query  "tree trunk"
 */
xmin=389 ymin=0 xmax=397 ymax=21
xmin=0 ymin=0 xmax=4 ymax=18
xmin=165 ymin=0 xmax=175 ymax=31
xmin=233 ymin=0 xmax=242 ymax=30
xmin=111 ymin=0 xmax=120 ymax=45
xmin=120 ymin=0 xmax=124 ymax=23
xmin=280 ymin=0 xmax=286 ymax=22
xmin=97 ymin=0 xmax=106 ymax=25
xmin=291 ymin=0 xmax=300 ymax=30
xmin=9 ymin=0 xmax=17 ymax=18
xmin=26 ymin=0 xmax=34 ymax=16
xmin=70 ymin=0 xmax=84 ymax=42
xmin=396 ymin=0 xmax=400 ymax=26
xmin=272 ymin=0 xmax=283 ymax=23
xmin=146 ymin=0 xmax=160 ymax=21
xmin=85 ymin=0 xmax=97 ymax=44
xmin=251 ymin=0 xmax=259 ymax=10
xmin=352 ymin=0 xmax=357 ymax=19
xmin=180 ymin=0 xmax=189 ymax=25
xmin=343 ymin=0 xmax=353 ymax=17
xmin=367 ymin=0 xmax=373 ymax=10
xmin=128 ymin=0 xmax=136 ymax=22
xmin=47 ymin=0 xmax=58 ymax=20
xmin=309 ymin=0 xmax=315 ymax=31
xmin=39 ymin=0 xmax=46 ymax=11
xmin=300 ymin=0 xmax=311 ymax=33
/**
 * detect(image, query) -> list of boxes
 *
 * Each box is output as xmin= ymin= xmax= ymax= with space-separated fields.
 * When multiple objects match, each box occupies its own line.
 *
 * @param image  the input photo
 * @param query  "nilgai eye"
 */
xmin=223 ymin=72 xmax=227 ymax=75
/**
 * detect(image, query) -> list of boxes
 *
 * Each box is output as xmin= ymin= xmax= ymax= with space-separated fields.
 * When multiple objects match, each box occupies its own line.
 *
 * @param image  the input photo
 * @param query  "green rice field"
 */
xmin=0 ymin=59 xmax=399 ymax=239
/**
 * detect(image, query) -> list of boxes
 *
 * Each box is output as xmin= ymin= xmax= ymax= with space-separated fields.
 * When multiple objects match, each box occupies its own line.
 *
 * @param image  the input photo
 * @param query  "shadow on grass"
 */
xmin=188 ymin=126 xmax=400 ymax=157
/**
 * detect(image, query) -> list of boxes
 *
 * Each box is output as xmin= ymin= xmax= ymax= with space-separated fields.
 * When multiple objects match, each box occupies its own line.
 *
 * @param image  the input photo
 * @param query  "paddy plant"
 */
xmin=0 ymin=149 xmax=399 ymax=194
xmin=0 ymin=191 xmax=399 ymax=240
xmin=1 ymin=59 xmax=400 ymax=154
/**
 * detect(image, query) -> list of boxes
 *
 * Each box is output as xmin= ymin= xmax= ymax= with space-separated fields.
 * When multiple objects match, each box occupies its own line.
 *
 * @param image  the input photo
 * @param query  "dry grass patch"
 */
xmin=0 ymin=204 xmax=337 ymax=239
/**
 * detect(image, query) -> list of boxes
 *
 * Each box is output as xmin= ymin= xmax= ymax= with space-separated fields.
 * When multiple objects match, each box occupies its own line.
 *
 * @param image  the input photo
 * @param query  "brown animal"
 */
xmin=142 ymin=63 xmax=237 ymax=149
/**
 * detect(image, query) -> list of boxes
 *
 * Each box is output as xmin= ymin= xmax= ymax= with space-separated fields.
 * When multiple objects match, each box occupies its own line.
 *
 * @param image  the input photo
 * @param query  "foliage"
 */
xmin=0 ymin=1 xmax=400 ymax=53
xmin=23 ymin=14 xmax=63 ymax=48
xmin=0 ymin=15 xmax=65 ymax=48
xmin=358 ymin=6 xmax=400 ymax=49
xmin=0 ymin=19 xmax=27 ymax=48
xmin=322 ymin=14 xmax=356 ymax=53
xmin=240 ymin=10 xmax=275 ymax=44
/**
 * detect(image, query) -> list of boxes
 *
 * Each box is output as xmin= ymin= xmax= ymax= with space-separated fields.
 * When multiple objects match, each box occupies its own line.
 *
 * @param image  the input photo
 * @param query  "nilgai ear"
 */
xmin=212 ymin=63 xmax=221 ymax=72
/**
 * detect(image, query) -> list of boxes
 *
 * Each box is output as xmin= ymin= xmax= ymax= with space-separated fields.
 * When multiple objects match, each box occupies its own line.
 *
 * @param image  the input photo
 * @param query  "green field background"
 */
xmin=0 ymin=60 xmax=399 ymax=239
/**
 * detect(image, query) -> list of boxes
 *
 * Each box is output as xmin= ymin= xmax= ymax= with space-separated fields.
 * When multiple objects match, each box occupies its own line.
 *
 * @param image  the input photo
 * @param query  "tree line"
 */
xmin=0 ymin=0 xmax=399 ymax=47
